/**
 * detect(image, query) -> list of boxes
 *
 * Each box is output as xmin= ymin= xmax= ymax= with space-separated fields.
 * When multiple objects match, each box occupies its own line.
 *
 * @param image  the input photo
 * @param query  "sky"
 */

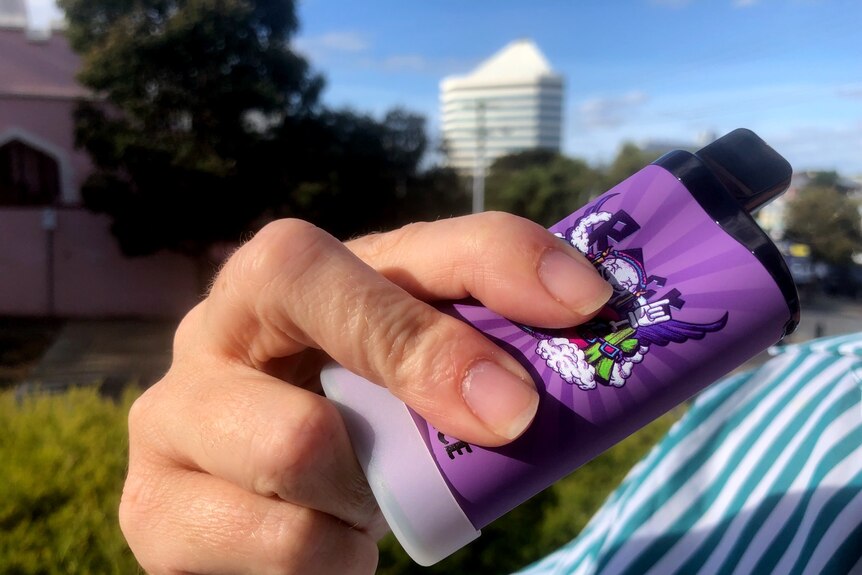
xmin=27 ymin=0 xmax=862 ymax=174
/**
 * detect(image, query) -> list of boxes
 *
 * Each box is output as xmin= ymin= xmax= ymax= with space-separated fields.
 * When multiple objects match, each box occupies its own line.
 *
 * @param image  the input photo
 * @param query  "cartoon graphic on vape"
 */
xmin=524 ymin=196 xmax=728 ymax=390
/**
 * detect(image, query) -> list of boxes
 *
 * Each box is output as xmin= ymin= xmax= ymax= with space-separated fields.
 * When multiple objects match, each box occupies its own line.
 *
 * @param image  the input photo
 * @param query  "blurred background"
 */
xmin=1 ymin=0 xmax=860 ymax=572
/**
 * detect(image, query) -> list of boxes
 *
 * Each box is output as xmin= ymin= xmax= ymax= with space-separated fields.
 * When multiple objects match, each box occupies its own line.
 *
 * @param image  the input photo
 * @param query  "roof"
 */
xmin=0 ymin=0 xmax=27 ymax=29
xmin=442 ymin=39 xmax=563 ymax=90
xmin=0 ymin=27 xmax=87 ymax=99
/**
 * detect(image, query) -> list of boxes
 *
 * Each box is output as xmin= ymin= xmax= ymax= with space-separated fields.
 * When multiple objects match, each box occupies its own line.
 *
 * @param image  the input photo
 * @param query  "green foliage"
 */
xmin=59 ymin=0 xmax=323 ymax=256
xmin=806 ymin=171 xmax=840 ymax=189
xmin=485 ymin=150 xmax=601 ymax=227
xmin=482 ymin=143 xmax=663 ymax=227
xmin=61 ymin=0 xmax=469 ymax=256
xmin=0 ymin=387 xmax=140 ymax=574
xmin=376 ymin=408 xmax=682 ymax=574
xmin=264 ymin=108 xmax=469 ymax=240
xmin=603 ymin=143 xmax=663 ymax=188
xmin=0 ymin=385 xmax=677 ymax=574
xmin=784 ymin=185 xmax=862 ymax=265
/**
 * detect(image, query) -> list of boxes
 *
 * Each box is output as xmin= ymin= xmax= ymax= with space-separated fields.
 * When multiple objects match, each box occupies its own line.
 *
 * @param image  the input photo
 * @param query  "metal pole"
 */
xmin=42 ymin=207 xmax=57 ymax=316
xmin=472 ymin=101 xmax=486 ymax=214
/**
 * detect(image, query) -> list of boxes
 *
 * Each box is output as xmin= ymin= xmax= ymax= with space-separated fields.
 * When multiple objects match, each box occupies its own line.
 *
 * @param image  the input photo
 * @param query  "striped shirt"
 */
xmin=518 ymin=333 xmax=862 ymax=575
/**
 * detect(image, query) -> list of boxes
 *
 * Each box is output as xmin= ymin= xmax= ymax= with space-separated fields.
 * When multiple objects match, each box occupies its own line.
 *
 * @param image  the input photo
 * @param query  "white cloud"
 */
xmin=296 ymin=32 xmax=439 ymax=75
xmin=313 ymin=32 xmax=369 ymax=53
xmin=732 ymin=0 xmax=761 ymax=7
xmin=769 ymin=124 xmax=862 ymax=174
xmin=293 ymin=31 xmax=370 ymax=61
xmin=579 ymin=91 xmax=650 ymax=129
xmin=379 ymin=55 xmax=428 ymax=72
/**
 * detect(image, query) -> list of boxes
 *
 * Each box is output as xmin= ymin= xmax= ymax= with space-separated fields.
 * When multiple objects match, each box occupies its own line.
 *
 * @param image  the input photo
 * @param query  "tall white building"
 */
xmin=440 ymin=39 xmax=564 ymax=175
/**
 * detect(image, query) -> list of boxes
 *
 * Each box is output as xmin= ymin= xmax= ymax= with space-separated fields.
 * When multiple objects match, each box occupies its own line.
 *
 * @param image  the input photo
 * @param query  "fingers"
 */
xmin=131 ymin=363 xmax=381 ymax=530
xmin=347 ymin=211 xmax=613 ymax=328
xmin=122 ymin=213 xmax=615 ymax=573
xmin=201 ymin=219 xmax=540 ymax=446
xmin=119 ymin=464 xmax=379 ymax=575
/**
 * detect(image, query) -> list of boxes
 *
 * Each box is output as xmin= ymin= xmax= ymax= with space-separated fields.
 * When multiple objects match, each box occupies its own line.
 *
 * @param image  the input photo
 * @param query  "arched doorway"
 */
xmin=0 ymin=139 xmax=61 ymax=206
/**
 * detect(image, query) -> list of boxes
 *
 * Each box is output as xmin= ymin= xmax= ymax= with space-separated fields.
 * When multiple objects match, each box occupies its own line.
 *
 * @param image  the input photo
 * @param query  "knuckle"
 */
xmin=478 ymin=210 xmax=522 ymax=228
xmin=254 ymin=218 xmax=323 ymax=256
xmin=262 ymin=508 xmax=377 ymax=575
xmin=118 ymin=463 xmax=172 ymax=569
xmin=127 ymin=385 xmax=159 ymax=442
xmin=474 ymin=211 xmax=526 ymax=243
xmin=126 ymin=375 xmax=185 ymax=459
xmin=171 ymin=303 xmax=205 ymax=359
xmin=259 ymin=507 xmax=322 ymax=572
xmin=473 ymin=211 xmax=540 ymax=249
xmin=369 ymin=297 xmax=437 ymax=370
xmin=223 ymin=219 xmax=329 ymax=294
xmin=252 ymin=398 xmax=342 ymax=500
xmin=351 ymin=221 xmax=428 ymax=265
xmin=368 ymin=302 xmax=464 ymax=406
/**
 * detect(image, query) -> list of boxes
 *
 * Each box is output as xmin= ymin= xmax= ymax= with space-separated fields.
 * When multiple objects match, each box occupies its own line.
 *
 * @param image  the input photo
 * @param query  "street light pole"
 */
xmin=472 ymin=100 xmax=487 ymax=214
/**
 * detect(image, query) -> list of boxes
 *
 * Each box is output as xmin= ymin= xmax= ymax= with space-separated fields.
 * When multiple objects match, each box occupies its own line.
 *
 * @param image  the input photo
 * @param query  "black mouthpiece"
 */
xmin=695 ymin=128 xmax=792 ymax=213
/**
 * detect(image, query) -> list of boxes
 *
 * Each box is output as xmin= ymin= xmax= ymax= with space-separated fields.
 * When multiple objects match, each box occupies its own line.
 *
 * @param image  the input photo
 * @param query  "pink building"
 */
xmin=0 ymin=2 xmax=201 ymax=318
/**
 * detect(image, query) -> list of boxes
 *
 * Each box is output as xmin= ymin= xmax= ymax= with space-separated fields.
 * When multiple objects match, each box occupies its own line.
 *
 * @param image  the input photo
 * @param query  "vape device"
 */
xmin=322 ymin=128 xmax=800 ymax=565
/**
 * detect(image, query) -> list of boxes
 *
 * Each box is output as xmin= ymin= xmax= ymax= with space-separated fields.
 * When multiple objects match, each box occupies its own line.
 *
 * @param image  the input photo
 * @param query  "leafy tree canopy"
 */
xmin=485 ymin=150 xmax=601 ymax=227
xmin=603 ymin=142 xmax=662 ymax=188
xmin=59 ymin=0 xmax=324 ymax=255
xmin=60 ymin=0 xmax=468 ymax=257
xmin=483 ymin=143 xmax=662 ymax=228
xmin=784 ymin=184 xmax=862 ymax=265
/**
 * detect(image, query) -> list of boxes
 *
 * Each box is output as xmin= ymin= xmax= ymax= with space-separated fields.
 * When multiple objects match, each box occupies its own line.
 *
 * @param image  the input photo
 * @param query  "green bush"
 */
xmin=0 ymin=385 xmax=679 ymax=574
xmin=0 ymin=387 xmax=140 ymax=574
xmin=377 ymin=408 xmax=683 ymax=575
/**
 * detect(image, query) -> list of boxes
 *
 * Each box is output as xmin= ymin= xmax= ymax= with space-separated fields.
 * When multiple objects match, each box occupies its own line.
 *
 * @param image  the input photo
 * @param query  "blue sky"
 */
xmin=29 ymin=0 xmax=862 ymax=174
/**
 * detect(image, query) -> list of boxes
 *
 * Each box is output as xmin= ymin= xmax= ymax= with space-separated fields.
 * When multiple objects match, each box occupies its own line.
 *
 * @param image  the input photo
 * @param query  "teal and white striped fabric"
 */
xmin=518 ymin=333 xmax=862 ymax=575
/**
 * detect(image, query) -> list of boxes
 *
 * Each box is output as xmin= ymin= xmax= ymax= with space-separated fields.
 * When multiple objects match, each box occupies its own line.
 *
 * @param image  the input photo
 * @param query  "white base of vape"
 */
xmin=320 ymin=363 xmax=481 ymax=566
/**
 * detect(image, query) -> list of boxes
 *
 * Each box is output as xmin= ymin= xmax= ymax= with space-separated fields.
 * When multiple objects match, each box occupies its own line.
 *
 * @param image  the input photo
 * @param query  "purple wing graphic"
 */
xmin=638 ymin=313 xmax=729 ymax=347
xmin=585 ymin=193 xmax=617 ymax=216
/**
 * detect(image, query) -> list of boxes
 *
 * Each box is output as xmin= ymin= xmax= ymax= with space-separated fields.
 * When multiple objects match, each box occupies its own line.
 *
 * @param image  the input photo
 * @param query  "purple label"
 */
xmin=417 ymin=165 xmax=791 ymax=529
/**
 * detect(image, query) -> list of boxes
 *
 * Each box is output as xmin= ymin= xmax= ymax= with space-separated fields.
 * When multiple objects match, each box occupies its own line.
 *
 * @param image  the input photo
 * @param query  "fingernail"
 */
xmin=462 ymin=360 xmax=539 ymax=440
xmin=539 ymin=249 xmax=613 ymax=316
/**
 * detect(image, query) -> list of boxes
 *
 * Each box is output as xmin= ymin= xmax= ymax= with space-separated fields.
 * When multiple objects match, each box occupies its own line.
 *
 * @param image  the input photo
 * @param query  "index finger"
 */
xmin=202 ymin=219 xmax=539 ymax=446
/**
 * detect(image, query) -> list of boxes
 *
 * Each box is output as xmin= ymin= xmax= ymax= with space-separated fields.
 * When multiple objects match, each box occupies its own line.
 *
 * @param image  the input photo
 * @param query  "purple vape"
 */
xmin=321 ymin=129 xmax=800 ymax=565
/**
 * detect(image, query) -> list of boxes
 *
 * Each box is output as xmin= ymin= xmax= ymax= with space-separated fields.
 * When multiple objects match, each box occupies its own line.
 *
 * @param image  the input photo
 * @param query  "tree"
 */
xmin=263 ymin=107 xmax=469 ymax=240
xmin=60 ymin=0 xmax=324 ymax=256
xmin=62 ymin=1 xmax=467 ymax=256
xmin=485 ymin=150 xmax=602 ymax=227
xmin=784 ymin=185 xmax=862 ymax=266
xmin=807 ymin=170 xmax=840 ymax=189
xmin=602 ymin=142 xmax=662 ymax=189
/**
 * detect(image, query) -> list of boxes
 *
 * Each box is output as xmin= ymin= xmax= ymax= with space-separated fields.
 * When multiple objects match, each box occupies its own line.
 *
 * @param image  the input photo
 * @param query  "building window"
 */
xmin=0 ymin=139 xmax=61 ymax=206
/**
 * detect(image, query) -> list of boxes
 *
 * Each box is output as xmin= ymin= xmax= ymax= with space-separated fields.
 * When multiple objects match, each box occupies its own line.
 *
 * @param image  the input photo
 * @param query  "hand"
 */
xmin=119 ymin=213 xmax=612 ymax=574
xmin=628 ymin=298 xmax=671 ymax=327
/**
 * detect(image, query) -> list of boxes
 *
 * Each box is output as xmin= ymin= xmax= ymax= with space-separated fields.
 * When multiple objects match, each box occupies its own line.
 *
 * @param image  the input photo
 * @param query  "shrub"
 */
xmin=0 ymin=387 xmax=140 ymax=574
xmin=376 ymin=408 xmax=683 ymax=574
xmin=0 ymin=385 xmax=679 ymax=574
